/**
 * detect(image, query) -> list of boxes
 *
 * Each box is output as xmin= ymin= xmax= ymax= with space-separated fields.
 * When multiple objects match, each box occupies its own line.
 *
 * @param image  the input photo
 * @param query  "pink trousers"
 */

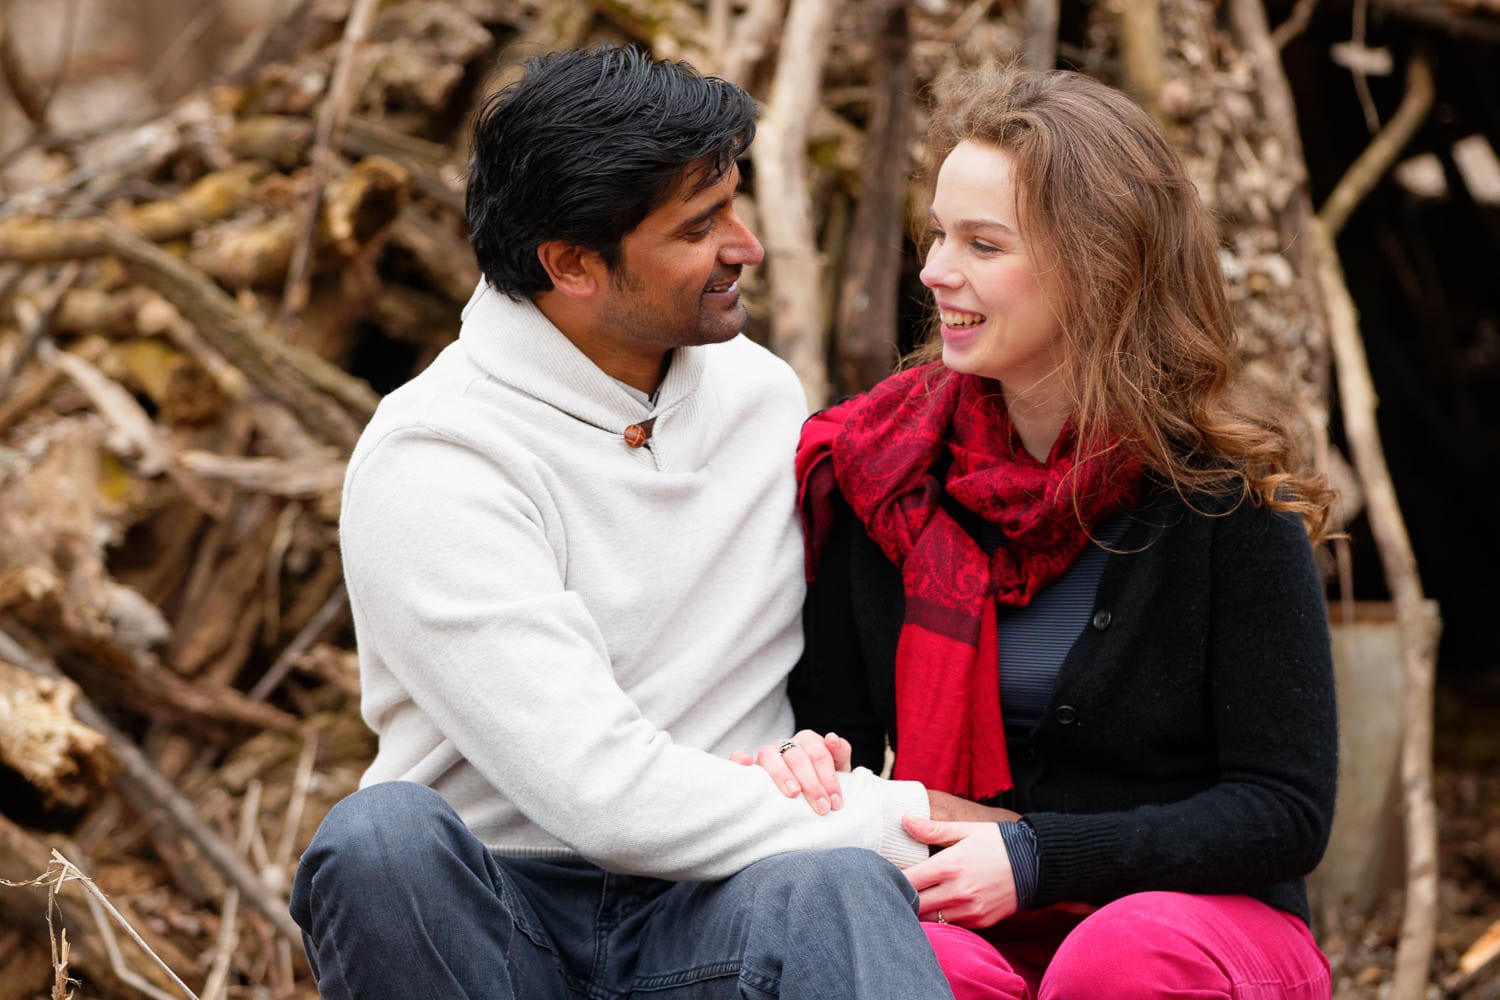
xmin=925 ymin=892 xmax=1331 ymax=1000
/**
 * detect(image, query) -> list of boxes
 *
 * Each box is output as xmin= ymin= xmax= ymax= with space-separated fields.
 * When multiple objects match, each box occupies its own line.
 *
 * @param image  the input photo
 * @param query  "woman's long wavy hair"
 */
xmin=909 ymin=64 xmax=1334 ymax=541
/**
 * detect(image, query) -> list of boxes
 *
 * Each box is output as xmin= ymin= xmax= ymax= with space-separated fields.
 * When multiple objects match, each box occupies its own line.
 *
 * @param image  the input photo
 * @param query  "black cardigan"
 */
xmin=790 ymin=484 xmax=1338 ymax=924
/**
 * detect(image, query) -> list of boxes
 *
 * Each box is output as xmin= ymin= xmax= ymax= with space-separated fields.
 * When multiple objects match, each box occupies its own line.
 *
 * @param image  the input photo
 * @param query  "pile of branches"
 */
xmin=0 ymin=0 xmax=1348 ymax=997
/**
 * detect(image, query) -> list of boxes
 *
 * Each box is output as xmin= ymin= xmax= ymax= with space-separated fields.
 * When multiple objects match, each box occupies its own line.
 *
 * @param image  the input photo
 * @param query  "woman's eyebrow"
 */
xmin=928 ymin=209 xmax=1015 ymax=234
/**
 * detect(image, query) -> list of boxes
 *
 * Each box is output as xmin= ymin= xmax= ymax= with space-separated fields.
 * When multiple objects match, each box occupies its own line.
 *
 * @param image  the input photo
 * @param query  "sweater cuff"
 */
xmin=999 ymin=819 xmax=1040 ymax=910
xmin=874 ymin=777 xmax=930 ymax=869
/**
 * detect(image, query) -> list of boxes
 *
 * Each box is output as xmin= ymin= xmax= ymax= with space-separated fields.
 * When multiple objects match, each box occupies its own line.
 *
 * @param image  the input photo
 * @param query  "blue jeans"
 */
xmin=291 ymin=782 xmax=954 ymax=999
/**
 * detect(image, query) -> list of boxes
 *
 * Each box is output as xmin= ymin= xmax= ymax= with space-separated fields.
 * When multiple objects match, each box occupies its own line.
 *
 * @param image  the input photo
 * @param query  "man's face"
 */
xmin=597 ymin=162 xmax=765 ymax=352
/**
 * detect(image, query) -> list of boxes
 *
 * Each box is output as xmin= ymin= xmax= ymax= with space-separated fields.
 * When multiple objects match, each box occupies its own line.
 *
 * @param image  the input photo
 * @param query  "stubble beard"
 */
xmin=604 ymin=268 xmax=744 ymax=349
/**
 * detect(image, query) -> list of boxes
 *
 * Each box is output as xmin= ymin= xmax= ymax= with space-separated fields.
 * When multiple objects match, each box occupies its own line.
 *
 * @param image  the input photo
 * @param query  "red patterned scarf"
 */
xmin=796 ymin=366 xmax=1143 ymax=800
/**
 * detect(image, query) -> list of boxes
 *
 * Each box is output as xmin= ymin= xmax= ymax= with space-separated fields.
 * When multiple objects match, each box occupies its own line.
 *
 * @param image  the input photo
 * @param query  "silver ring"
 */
xmin=936 ymin=911 xmax=947 ymax=924
xmin=777 ymin=740 xmax=798 ymax=755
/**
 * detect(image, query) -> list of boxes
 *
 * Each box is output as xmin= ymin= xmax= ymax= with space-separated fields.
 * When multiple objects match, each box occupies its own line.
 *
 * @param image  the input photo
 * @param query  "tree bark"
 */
xmin=834 ymin=0 xmax=914 ymax=393
xmin=1117 ymin=0 xmax=1165 ymax=116
xmin=752 ymin=0 xmax=838 ymax=410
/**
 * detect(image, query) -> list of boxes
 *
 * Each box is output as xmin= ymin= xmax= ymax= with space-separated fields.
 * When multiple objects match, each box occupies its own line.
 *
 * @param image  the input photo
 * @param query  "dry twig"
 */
xmin=1272 ymin=0 xmax=1321 ymax=49
xmin=1445 ymin=915 xmax=1500 ymax=995
xmin=280 ymin=0 xmax=382 ymax=327
xmin=0 ymin=262 xmax=81 ymax=403
xmin=4 ymin=851 xmax=199 ymax=1000
xmin=0 ymin=629 xmax=302 ymax=945
xmin=1319 ymin=56 xmax=1435 ymax=239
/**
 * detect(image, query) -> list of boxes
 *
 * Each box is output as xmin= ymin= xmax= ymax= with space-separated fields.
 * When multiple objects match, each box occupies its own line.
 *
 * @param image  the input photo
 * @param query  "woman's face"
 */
xmin=920 ymin=141 xmax=1065 ymax=400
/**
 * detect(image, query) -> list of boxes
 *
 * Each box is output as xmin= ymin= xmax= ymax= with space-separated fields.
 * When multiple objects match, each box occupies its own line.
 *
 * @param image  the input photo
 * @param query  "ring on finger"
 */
xmin=936 ymin=911 xmax=947 ymax=924
xmin=777 ymin=740 xmax=798 ymax=755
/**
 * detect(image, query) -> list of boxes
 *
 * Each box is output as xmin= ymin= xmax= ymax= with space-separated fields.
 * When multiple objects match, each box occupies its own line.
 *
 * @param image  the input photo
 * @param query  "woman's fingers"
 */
xmin=916 ymin=888 xmax=959 ymax=923
xmin=758 ymin=738 xmax=832 ymax=814
xmin=824 ymin=731 xmax=853 ymax=771
xmin=752 ymin=743 xmax=803 ymax=799
xmin=902 ymin=823 xmax=1019 ymax=929
xmin=738 ymin=730 xmax=850 ymax=814
xmin=902 ymin=815 xmax=966 ymax=847
xmin=792 ymin=729 xmax=844 ymax=811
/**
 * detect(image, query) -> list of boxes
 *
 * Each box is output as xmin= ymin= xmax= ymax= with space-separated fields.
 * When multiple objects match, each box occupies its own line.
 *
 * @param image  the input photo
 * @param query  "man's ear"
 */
xmin=537 ymin=241 xmax=605 ymax=299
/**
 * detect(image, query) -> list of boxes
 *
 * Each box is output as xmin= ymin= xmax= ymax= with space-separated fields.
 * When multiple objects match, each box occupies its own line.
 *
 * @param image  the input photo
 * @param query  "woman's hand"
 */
xmin=731 ymin=730 xmax=852 ymax=815
xmin=900 ymin=816 xmax=1018 ymax=928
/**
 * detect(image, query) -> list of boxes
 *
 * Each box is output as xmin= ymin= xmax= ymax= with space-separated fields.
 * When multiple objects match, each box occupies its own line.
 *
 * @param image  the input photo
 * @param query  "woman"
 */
xmin=747 ymin=66 xmax=1338 ymax=999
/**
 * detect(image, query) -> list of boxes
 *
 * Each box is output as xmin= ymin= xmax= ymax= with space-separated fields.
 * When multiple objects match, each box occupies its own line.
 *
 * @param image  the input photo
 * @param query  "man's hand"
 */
xmin=927 ymin=789 xmax=1020 ymax=824
xmin=731 ymin=730 xmax=852 ymax=815
xmin=900 ymin=817 xmax=1018 ymax=928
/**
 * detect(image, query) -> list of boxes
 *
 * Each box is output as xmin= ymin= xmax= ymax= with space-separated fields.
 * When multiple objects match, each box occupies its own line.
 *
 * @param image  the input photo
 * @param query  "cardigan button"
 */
xmin=1054 ymin=705 xmax=1078 ymax=725
xmin=1091 ymin=609 xmax=1112 ymax=630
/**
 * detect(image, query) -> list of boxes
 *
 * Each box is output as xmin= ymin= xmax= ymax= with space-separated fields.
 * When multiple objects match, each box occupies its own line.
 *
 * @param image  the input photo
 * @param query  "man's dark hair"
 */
xmin=466 ymin=46 xmax=756 ymax=299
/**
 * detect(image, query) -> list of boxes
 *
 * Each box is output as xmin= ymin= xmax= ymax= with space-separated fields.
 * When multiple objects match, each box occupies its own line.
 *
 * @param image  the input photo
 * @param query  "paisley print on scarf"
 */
xmin=797 ymin=365 xmax=1142 ymax=799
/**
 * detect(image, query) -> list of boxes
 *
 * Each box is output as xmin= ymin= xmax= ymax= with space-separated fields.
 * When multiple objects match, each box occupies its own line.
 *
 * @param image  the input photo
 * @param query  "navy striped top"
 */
xmin=998 ymin=514 xmax=1131 ymax=731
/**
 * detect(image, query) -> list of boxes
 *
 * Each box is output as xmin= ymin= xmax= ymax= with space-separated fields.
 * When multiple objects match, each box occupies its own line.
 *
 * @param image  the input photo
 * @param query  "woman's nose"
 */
xmin=920 ymin=245 xmax=960 ymax=289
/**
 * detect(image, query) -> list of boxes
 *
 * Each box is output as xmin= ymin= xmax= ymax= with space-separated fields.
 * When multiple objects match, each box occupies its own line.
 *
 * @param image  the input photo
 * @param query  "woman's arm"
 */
xmin=1024 ymin=500 xmax=1338 ymax=907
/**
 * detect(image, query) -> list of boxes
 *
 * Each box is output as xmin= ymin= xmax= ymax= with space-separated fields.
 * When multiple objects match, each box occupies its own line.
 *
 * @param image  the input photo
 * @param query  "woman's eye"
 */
xmin=927 ymin=228 xmax=945 ymax=242
xmin=971 ymin=240 xmax=1001 ymax=254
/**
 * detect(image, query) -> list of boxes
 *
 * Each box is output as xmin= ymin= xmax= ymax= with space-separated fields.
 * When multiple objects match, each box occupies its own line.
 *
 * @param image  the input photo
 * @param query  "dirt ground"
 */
xmin=1326 ymin=679 xmax=1500 ymax=998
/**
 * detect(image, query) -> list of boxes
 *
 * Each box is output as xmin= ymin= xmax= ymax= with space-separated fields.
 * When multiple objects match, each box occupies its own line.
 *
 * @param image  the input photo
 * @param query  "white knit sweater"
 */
xmin=340 ymin=283 xmax=929 ymax=880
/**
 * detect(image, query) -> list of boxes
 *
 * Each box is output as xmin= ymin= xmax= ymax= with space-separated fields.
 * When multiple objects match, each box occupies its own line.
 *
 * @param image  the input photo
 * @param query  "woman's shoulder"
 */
xmin=1128 ymin=476 xmax=1310 ymax=548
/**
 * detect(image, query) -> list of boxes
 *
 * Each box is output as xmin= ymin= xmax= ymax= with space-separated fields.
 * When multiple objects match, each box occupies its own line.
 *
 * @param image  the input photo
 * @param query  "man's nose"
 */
xmin=721 ymin=210 xmax=765 ymax=267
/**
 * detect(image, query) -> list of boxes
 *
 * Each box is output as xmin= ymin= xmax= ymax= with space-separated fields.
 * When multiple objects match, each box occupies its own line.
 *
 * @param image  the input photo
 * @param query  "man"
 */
xmin=289 ymin=46 xmax=954 ymax=1000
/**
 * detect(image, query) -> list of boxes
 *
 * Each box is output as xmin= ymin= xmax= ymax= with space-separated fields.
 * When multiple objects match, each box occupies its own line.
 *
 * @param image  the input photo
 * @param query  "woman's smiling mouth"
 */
xmin=940 ymin=309 xmax=987 ymax=328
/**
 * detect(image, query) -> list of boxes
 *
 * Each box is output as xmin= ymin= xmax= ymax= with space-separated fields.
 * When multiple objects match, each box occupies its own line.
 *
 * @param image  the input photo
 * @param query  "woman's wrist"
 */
xmin=997 ymin=819 xmax=1039 ymax=909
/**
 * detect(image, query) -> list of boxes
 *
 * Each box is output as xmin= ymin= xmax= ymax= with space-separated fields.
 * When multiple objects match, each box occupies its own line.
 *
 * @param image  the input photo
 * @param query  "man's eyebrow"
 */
xmin=677 ymin=196 xmax=733 ymax=232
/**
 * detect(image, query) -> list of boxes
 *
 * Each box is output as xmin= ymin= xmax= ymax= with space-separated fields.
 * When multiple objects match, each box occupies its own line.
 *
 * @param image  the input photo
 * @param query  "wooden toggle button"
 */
xmin=623 ymin=417 xmax=657 ymax=448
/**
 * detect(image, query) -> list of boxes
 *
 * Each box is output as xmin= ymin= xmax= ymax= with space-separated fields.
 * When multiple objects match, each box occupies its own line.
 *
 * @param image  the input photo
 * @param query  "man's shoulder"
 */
xmin=347 ymin=346 xmax=548 ymax=490
xmin=702 ymin=335 xmax=806 ymax=401
xmin=357 ymin=348 xmax=486 ymax=441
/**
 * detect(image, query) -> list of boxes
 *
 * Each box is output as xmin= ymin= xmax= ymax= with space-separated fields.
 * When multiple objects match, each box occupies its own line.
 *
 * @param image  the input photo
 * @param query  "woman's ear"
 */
xmin=536 ymin=241 xmax=605 ymax=299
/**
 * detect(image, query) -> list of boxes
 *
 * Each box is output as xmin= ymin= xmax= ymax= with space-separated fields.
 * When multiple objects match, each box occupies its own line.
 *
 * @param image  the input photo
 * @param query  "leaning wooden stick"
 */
xmin=1312 ymin=57 xmax=1441 ymax=1000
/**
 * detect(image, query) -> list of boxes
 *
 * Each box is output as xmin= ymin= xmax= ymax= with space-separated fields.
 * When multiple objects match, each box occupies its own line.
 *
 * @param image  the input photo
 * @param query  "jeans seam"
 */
xmin=307 ymin=880 xmax=358 ymax=999
xmin=630 ymin=959 xmax=745 ymax=990
xmin=490 ymin=865 xmax=559 ymax=957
